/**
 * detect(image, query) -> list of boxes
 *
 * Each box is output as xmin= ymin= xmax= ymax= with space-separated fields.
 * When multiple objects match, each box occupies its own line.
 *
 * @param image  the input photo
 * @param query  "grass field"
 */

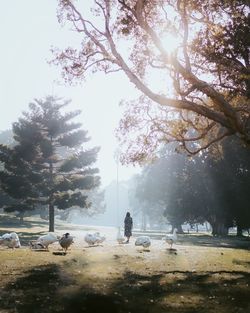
xmin=0 ymin=215 xmax=250 ymax=313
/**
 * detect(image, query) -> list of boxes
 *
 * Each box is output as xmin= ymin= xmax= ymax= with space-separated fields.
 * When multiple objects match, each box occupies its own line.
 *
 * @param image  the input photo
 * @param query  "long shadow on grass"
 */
xmin=110 ymin=270 xmax=250 ymax=313
xmin=134 ymin=230 xmax=250 ymax=250
xmin=176 ymin=234 xmax=250 ymax=250
xmin=0 ymin=215 xmax=49 ymax=229
xmin=1 ymin=260 xmax=250 ymax=313
xmin=0 ymin=264 xmax=165 ymax=313
xmin=17 ymin=231 xmax=48 ymax=246
xmin=0 ymin=260 xmax=124 ymax=313
xmin=0 ymin=264 xmax=65 ymax=313
xmin=0 ymin=215 xmax=97 ymax=234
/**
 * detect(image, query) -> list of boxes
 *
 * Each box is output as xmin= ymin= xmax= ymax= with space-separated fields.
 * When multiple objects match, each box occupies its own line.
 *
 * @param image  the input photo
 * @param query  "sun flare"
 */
xmin=161 ymin=33 xmax=180 ymax=54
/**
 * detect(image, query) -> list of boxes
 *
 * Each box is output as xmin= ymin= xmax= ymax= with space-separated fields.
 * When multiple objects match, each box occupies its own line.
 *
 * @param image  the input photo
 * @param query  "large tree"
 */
xmin=132 ymin=137 xmax=250 ymax=236
xmin=0 ymin=130 xmax=16 ymax=211
xmin=134 ymin=147 xmax=203 ymax=232
xmin=0 ymin=96 xmax=100 ymax=231
xmin=53 ymin=0 xmax=250 ymax=163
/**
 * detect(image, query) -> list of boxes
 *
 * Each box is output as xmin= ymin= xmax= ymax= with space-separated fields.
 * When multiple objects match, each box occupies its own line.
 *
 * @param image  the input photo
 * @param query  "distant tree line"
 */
xmin=52 ymin=0 xmax=250 ymax=236
xmin=129 ymin=138 xmax=250 ymax=236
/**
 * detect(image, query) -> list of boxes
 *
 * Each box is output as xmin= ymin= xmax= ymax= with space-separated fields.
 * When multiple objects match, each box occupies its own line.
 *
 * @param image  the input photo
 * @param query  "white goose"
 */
xmin=0 ymin=232 xmax=21 ymax=248
xmin=135 ymin=236 xmax=151 ymax=249
xmin=31 ymin=232 xmax=59 ymax=250
xmin=84 ymin=232 xmax=105 ymax=246
xmin=163 ymin=228 xmax=178 ymax=249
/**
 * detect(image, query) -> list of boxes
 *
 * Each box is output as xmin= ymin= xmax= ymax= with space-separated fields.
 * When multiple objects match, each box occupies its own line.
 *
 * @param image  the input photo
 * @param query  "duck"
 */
xmin=163 ymin=228 xmax=178 ymax=249
xmin=84 ymin=232 xmax=105 ymax=246
xmin=116 ymin=227 xmax=126 ymax=244
xmin=95 ymin=232 xmax=106 ymax=244
xmin=135 ymin=236 xmax=151 ymax=249
xmin=33 ymin=232 xmax=60 ymax=250
xmin=59 ymin=232 xmax=74 ymax=253
xmin=0 ymin=232 xmax=21 ymax=249
xmin=29 ymin=241 xmax=45 ymax=250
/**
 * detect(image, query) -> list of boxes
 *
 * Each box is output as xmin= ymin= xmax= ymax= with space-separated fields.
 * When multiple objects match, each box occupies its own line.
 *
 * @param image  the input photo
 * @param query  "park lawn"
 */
xmin=0 ymin=216 xmax=250 ymax=313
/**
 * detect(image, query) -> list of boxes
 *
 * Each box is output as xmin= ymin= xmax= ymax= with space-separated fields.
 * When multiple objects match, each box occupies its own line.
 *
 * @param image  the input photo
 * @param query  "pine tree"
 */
xmin=0 ymin=96 xmax=100 ymax=231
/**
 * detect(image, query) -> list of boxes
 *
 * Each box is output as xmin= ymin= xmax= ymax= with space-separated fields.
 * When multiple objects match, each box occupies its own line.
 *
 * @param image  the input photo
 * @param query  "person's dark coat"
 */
xmin=124 ymin=216 xmax=133 ymax=237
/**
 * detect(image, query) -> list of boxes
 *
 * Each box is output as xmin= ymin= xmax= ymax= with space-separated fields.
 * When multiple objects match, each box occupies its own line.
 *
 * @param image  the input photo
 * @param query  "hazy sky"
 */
xmin=0 ymin=0 xmax=141 ymax=187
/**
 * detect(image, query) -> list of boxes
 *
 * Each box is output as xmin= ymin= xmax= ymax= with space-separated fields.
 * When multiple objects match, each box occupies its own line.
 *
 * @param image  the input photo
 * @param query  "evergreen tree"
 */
xmin=57 ymin=186 xmax=106 ymax=221
xmin=0 ymin=96 xmax=100 ymax=231
xmin=0 ymin=130 xmax=15 ymax=210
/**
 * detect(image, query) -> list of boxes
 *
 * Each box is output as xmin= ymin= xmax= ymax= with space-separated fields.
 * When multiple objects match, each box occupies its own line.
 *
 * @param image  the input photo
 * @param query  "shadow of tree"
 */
xmin=0 ymin=264 xmax=66 ymax=313
xmin=177 ymin=234 xmax=250 ymax=250
xmin=232 ymin=259 xmax=250 ymax=268
xmin=134 ymin=230 xmax=250 ymax=250
xmin=17 ymin=231 xmax=48 ymax=246
xmin=0 ymin=214 xmax=99 ymax=233
xmin=61 ymin=290 xmax=121 ymax=313
xmin=1 ymin=260 xmax=250 ymax=313
xmin=109 ymin=270 xmax=250 ymax=313
xmin=0 ymin=215 xmax=49 ymax=229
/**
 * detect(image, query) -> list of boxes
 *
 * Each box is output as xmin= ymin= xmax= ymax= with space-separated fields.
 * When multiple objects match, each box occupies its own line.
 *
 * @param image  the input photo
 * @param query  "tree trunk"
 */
xmin=211 ymin=221 xmax=228 ymax=236
xmin=236 ymin=226 xmax=243 ymax=237
xmin=48 ymin=155 xmax=54 ymax=232
xmin=177 ymin=224 xmax=184 ymax=234
xmin=19 ymin=213 xmax=24 ymax=224
xmin=49 ymin=203 xmax=54 ymax=232
xmin=205 ymin=222 xmax=211 ymax=232
xmin=171 ymin=223 xmax=184 ymax=234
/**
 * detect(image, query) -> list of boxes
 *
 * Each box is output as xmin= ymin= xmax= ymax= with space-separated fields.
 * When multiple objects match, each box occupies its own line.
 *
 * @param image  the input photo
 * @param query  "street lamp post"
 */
xmin=114 ymin=148 xmax=120 ymax=227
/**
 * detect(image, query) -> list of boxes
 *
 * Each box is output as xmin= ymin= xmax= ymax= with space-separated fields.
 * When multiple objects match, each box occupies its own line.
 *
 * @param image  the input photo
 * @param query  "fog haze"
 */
xmin=0 ymin=0 xmax=140 ymax=188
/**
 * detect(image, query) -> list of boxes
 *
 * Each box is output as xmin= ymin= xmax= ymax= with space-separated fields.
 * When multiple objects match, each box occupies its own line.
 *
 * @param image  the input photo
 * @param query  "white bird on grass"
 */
xmin=116 ymin=227 xmax=126 ymax=244
xmin=135 ymin=236 xmax=151 ymax=250
xmin=59 ymin=233 xmax=74 ymax=253
xmin=163 ymin=228 xmax=178 ymax=249
xmin=0 ymin=232 xmax=21 ymax=249
xmin=32 ymin=232 xmax=59 ymax=250
xmin=84 ymin=232 xmax=105 ymax=246
xmin=29 ymin=242 xmax=45 ymax=250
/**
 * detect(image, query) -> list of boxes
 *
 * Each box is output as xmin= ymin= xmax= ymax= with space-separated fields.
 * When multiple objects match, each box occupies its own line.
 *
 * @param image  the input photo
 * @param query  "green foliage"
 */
xmin=133 ymin=138 xmax=250 ymax=235
xmin=57 ymin=186 xmax=106 ymax=221
xmin=54 ymin=0 xmax=250 ymax=163
xmin=0 ymin=96 xmax=101 ymax=230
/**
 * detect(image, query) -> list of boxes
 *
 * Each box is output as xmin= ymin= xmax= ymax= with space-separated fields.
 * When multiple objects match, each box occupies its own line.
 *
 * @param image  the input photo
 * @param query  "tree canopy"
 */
xmin=53 ymin=0 xmax=250 ymax=163
xmin=0 ymin=96 xmax=101 ymax=231
xmin=132 ymin=138 xmax=250 ymax=235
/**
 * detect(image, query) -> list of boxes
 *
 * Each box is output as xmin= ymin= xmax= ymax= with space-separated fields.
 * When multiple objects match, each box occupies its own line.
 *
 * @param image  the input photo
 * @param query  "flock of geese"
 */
xmin=0 ymin=228 xmax=178 ymax=253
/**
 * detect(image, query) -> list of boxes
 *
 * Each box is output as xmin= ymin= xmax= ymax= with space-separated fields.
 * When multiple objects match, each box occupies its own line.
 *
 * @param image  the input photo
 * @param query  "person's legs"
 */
xmin=126 ymin=236 xmax=130 ymax=243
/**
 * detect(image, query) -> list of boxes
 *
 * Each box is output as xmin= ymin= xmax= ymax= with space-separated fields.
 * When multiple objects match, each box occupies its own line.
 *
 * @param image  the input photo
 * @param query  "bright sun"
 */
xmin=161 ymin=33 xmax=180 ymax=54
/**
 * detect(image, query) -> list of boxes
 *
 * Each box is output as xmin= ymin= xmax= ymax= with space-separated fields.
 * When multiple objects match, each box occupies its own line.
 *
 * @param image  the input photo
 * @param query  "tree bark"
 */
xmin=49 ymin=203 xmax=54 ymax=232
xmin=171 ymin=223 xmax=184 ymax=233
xmin=211 ymin=221 xmax=229 ymax=236
xmin=19 ymin=213 xmax=24 ymax=224
xmin=48 ymin=153 xmax=54 ymax=232
xmin=196 ymin=224 xmax=199 ymax=233
xmin=236 ymin=226 xmax=243 ymax=237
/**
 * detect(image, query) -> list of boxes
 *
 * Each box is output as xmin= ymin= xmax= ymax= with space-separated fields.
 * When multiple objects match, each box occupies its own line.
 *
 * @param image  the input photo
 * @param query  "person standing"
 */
xmin=124 ymin=212 xmax=133 ymax=243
